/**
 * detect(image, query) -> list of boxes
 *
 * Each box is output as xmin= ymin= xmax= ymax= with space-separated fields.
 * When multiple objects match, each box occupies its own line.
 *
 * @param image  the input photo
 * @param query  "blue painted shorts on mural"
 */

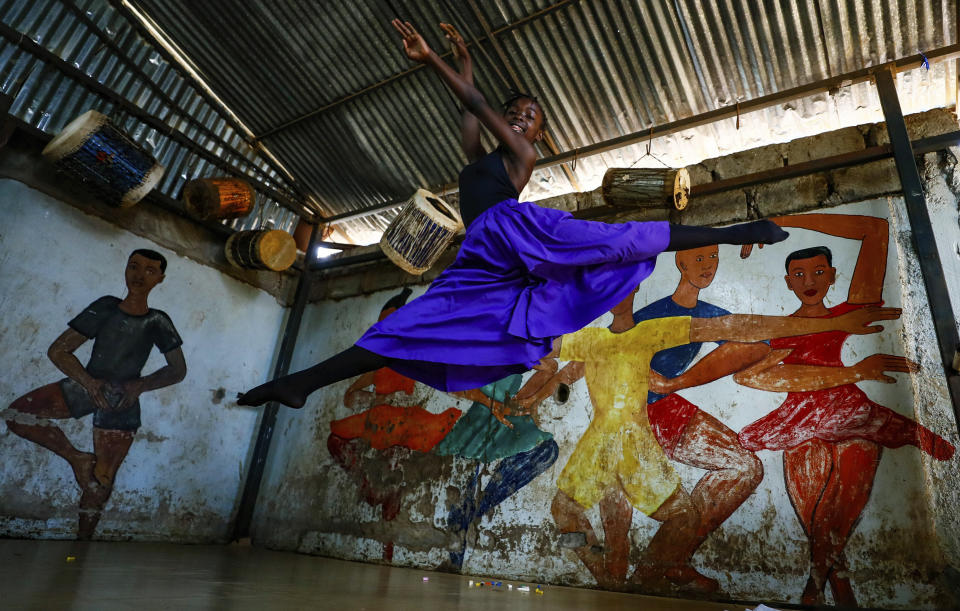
xmin=59 ymin=377 xmax=141 ymax=432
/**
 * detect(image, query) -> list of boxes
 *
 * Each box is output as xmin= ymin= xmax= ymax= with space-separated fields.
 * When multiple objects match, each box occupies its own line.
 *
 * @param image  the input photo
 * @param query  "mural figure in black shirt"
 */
xmin=5 ymin=249 xmax=186 ymax=540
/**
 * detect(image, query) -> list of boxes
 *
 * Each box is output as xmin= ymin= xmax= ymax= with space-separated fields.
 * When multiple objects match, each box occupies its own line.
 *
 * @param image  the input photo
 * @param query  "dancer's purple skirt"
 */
xmin=357 ymin=199 xmax=670 ymax=391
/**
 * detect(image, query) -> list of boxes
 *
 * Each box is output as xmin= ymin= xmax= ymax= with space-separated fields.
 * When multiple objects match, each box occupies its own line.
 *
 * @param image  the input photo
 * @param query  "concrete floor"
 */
xmin=1 ymin=539 xmax=778 ymax=610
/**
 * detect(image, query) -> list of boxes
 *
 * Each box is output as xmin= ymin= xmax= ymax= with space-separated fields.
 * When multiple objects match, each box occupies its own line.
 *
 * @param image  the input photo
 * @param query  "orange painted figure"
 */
xmin=327 ymin=288 xmax=462 ymax=561
xmin=735 ymin=213 xmax=954 ymax=607
xmin=331 ymin=367 xmax=460 ymax=452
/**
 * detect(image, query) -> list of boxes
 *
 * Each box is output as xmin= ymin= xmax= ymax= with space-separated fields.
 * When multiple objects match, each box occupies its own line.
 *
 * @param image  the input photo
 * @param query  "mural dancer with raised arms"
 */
xmin=239 ymin=19 xmax=804 ymax=408
xmin=628 ymin=244 xmax=770 ymax=593
xmin=735 ymin=213 xmax=955 ymax=607
xmin=4 ymin=249 xmax=186 ymax=540
xmin=514 ymin=281 xmax=902 ymax=591
xmin=329 ymin=287 xmax=558 ymax=569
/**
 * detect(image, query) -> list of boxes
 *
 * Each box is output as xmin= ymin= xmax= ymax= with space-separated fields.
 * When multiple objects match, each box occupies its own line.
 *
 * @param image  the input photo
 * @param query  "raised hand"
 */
xmin=853 ymin=353 xmax=919 ymax=383
xmin=391 ymin=19 xmax=432 ymax=63
xmin=834 ymin=305 xmax=902 ymax=335
xmin=439 ymin=22 xmax=469 ymax=62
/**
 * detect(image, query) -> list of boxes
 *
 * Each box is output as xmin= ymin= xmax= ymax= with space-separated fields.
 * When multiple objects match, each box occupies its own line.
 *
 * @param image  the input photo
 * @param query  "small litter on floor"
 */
xmin=466 ymin=580 xmax=544 ymax=594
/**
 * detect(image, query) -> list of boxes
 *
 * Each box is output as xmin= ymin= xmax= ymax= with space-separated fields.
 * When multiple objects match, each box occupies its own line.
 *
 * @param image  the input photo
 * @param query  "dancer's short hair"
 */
xmin=131 ymin=248 xmax=167 ymax=273
xmin=784 ymin=246 xmax=832 ymax=273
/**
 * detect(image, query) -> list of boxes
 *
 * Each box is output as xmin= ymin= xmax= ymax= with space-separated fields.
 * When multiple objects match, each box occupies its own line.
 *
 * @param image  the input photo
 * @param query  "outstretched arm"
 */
xmin=514 ymin=361 xmax=585 ymax=417
xmin=440 ymin=23 xmax=484 ymax=163
xmin=391 ymin=20 xmax=536 ymax=179
xmin=48 ymin=328 xmax=108 ymax=411
xmin=734 ymin=350 xmax=918 ymax=391
xmin=649 ymin=342 xmax=770 ymax=395
xmin=689 ymin=305 xmax=901 ymax=343
xmin=744 ymin=214 xmax=888 ymax=304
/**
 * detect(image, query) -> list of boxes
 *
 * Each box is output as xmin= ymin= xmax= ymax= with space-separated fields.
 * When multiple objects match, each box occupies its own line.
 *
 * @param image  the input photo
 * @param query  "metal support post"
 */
xmin=232 ymin=224 xmax=321 ymax=540
xmin=874 ymin=67 xmax=960 ymax=417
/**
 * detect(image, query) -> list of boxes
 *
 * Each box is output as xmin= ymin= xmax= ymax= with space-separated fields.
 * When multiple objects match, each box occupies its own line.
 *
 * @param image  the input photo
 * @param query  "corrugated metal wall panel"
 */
xmin=0 ymin=0 xmax=302 ymax=235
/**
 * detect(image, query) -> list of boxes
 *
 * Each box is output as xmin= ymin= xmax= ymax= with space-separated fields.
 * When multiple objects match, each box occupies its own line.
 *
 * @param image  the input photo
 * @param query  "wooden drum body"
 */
xmin=183 ymin=177 xmax=255 ymax=220
xmin=602 ymin=167 xmax=690 ymax=211
xmin=380 ymin=189 xmax=463 ymax=275
xmin=225 ymin=229 xmax=297 ymax=272
xmin=41 ymin=110 xmax=165 ymax=208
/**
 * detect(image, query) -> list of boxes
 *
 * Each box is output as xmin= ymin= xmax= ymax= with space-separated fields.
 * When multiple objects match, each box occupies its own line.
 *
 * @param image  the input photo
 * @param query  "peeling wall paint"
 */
xmin=255 ymin=127 xmax=960 ymax=608
xmin=0 ymin=179 xmax=286 ymax=542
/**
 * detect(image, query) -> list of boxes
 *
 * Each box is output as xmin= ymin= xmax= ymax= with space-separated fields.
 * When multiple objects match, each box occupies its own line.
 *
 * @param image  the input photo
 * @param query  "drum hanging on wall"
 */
xmin=41 ymin=110 xmax=165 ymax=208
xmin=225 ymin=229 xmax=297 ymax=272
xmin=183 ymin=177 xmax=255 ymax=220
xmin=601 ymin=167 xmax=690 ymax=211
xmin=380 ymin=189 xmax=463 ymax=275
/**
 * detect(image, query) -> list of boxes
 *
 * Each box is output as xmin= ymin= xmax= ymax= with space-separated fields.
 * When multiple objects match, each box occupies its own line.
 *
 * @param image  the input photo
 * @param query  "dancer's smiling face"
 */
xmin=504 ymin=97 xmax=544 ymax=144
xmin=785 ymin=255 xmax=836 ymax=306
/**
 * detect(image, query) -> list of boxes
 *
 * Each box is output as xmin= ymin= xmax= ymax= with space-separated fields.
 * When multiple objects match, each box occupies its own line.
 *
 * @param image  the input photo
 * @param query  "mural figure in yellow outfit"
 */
xmin=518 ymin=284 xmax=903 ymax=591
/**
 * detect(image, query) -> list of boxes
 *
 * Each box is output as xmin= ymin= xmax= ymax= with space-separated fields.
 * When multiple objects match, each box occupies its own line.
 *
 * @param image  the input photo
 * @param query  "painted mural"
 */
xmin=324 ymin=206 xmax=956 ymax=608
xmin=327 ymin=287 xmax=559 ymax=568
xmin=733 ymin=213 xmax=954 ymax=607
xmin=3 ymin=249 xmax=187 ymax=540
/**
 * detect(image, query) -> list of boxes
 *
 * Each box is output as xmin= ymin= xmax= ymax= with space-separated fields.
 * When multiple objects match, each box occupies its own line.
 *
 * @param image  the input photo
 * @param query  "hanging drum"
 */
xmin=601 ymin=167 xmax=690 ymax=211
xmin=380 ymin=189 xmax=463 ymax=275
xmin=225 ymin=229 xmax=297 ymax=272
xmin=41 ymin=110 xmax=165 ymax=208
xmin=183 ymin=177 xmax=255 ymax=220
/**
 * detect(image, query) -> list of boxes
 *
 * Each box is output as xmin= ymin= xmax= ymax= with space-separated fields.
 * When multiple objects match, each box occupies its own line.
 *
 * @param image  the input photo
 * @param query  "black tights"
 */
xmin=666 ymin=220 xmax=787 ymax=251
xmin=238 ymin=345 xmax=389 ymax=408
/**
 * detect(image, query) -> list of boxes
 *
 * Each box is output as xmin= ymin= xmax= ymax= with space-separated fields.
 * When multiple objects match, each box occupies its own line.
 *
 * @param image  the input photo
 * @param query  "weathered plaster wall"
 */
xmin=254 ymin=112 xmax=960 ymax=609
xmin=0 ymin=179 xmax=286 ymax=542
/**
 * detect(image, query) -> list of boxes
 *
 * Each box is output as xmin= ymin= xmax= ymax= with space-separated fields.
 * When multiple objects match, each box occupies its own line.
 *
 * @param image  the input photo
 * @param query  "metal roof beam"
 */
xmin=310 ymin=128 xmax=960 ymax=272
xmin=60 ymin=0 xmax=298 ymax=203
xmin=0 ymin=21 xmax=314 ymax=219
xmin=533 ymin=44 xmax=960 ymax=171
xmin=110 ymin=0 xmax=314 ymax=206
xmin=319 ymin=43 xmax=960 ymax=226
xmin=252 ymin=0 xmax=581 ymax=141
xmin=874 ymin=67 xmax=960 ymax=413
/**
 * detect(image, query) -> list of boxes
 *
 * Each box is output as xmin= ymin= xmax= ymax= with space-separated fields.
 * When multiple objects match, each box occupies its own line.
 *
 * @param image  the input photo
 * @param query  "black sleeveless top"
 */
xmin=457 ymin=149 xmax=519 ymax=228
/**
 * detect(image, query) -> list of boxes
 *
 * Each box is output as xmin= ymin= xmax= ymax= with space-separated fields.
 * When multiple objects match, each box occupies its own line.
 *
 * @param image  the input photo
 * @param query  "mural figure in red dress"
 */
xmin=735 ymin=213 xmax=955 ymax=607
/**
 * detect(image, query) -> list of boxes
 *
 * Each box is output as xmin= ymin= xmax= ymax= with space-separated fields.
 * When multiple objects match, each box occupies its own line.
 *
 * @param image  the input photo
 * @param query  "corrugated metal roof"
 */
xmin=4 ymin=1 xmax=956 ymax=246
xmin=121 ymin=0 xmax=955 ymax=244
xmin=0 ymin=0 xmax=301 ymax=234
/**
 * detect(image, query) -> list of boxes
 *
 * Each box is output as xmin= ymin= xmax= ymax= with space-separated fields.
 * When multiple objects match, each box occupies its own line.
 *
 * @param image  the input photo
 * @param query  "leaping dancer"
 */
xmin=238 ymin=21 xmax=894 ymax=408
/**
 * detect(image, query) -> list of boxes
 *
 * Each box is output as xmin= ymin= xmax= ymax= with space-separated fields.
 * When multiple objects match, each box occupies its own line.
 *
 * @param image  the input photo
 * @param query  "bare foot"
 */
xmin=237 ymin=379 xmax=306 ymax=409
xmin=70 ymin=453 xmax=97 ymax=492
